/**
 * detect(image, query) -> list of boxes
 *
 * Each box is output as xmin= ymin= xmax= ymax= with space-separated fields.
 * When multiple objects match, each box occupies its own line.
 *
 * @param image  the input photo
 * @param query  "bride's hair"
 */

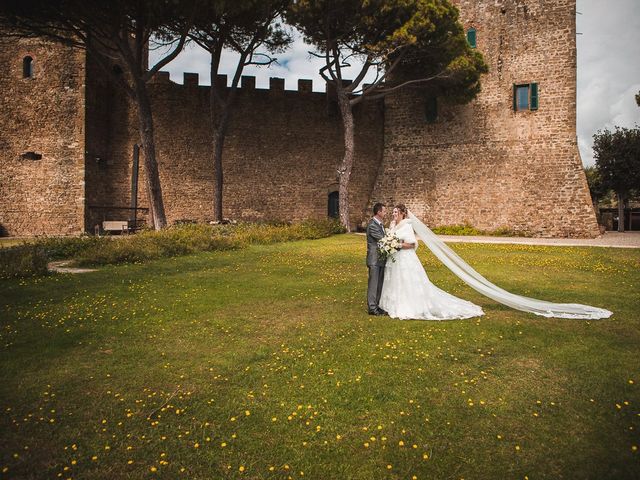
xmin=395 ymin=204 xmax=408 ymax=219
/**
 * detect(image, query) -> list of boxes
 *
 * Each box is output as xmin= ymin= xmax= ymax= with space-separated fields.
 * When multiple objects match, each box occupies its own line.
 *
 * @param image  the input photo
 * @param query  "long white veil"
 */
xmin=408 ymin=211 xmax=612 ymax=319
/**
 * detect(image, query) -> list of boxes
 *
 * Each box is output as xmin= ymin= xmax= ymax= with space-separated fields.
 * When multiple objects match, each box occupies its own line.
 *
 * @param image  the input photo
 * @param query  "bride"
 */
xmin=379 ymin=204 xmax=484 ymax=320
xmin=378 ymin=204 xmax=613 ymax=321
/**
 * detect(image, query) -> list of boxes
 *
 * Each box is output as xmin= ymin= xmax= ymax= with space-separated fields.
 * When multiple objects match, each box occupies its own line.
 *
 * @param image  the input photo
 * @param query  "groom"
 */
xmin=366 ymin=203 xmax=388 ymax=316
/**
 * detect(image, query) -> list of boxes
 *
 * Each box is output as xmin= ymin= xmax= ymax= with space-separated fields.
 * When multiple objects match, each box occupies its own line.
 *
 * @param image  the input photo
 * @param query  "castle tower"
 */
xmin=369 ymin=0 xmax=599 ymax=237
xmin=0 ymin=33 xmax=137 ymax=236
xmin=0 ymin=36 xmax=88 ymax=236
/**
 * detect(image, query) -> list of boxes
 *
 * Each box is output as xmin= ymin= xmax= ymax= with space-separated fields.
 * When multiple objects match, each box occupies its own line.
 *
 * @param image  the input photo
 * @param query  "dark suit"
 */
xmin=366 ymin=218 xmax=386 ymax=312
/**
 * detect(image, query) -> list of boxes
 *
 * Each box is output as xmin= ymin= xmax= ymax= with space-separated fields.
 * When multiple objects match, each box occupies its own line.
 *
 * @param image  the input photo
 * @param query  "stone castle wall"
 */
xmin=87 ymin=74 xmax=384 ymax=231
xmin=0 ymin=37 xmax=87 ymax=236
xmin=370 ymin=0 xmax=599 ymax=237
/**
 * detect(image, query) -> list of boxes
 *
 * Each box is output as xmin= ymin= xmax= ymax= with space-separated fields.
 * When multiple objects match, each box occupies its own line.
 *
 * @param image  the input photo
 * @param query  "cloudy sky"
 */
xmin=151 ymin=0 xmax=640 ymax=167
xmin=575 ymin=0 xmax=639 ymax=165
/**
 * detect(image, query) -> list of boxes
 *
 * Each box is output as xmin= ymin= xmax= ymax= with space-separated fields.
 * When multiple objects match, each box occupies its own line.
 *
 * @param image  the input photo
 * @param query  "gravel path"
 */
xmin=47 ymin=260 xmax=96 ymax=274
xmin=437 ymin=231 xmax=640 ymax=248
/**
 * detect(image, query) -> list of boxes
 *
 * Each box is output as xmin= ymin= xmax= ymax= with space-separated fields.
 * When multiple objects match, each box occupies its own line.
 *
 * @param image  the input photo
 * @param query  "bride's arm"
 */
xmin=403 ymin=226 xmax=419 ymax=250
xmin=395 ymin=221 xmax=416 ymax=249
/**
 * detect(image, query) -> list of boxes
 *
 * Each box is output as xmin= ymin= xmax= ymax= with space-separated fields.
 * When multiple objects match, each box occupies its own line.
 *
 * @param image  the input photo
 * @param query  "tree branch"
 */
xmin=145 ymin=28 xmax=188 ymax=82
xmin=244 ymin=52 xmax=276 ymax=66
xmin=356 ymin=71 xmax=450 ymax=103
xmin=345 ymin=57 xmax=372 ymax=93
xmin=351 ymin=63 xmax=384 ymax=96
xmin=332 ymin=43 xmax=342 ymax=82
xmin=319 ymin=57 xmax=338 ymax=83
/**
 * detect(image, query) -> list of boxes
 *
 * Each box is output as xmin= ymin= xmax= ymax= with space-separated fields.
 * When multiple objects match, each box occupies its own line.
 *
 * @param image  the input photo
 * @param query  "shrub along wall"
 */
xmin=0 ymin=219 xmax=345 ymax=278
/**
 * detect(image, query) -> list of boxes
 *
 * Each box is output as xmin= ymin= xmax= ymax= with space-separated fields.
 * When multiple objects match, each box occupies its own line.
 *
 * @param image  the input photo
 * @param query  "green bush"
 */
xmin=37 ymin=235 xmax=103 ymax=259
xmin=0 ymin=219 xmax=345 ymax=276
xmin=75 ymin=224 xmax=243 ymax=266
xmin=430 ymin=223 xmax=528 ymax=237
xmin=488 ymin=226 xmax=529 ymax=237
xmin=431 ymin=223 xmax=484 ymax=236
xmin=232 ymin=218 xmax=345 ymax=245
xmin=0 ymin=243 xmax=49 ymax=278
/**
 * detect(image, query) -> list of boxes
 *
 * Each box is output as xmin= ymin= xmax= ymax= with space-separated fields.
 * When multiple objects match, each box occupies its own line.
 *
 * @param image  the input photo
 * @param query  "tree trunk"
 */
xmin=209 ymin=50 xmax=240 ymax=223
xmin=617 ymin=192 xmax=625 ymax=232
xmin=209 ymin=89 xmax=235 ymax=222
xmin=135 ymin=81 xmax=167 ymax=230
xmin=210 ymin=57 xmax=221 ymax=222
xmin=212 ymin=111 xmax=232 ymax=222
xmin=337 ymin=91 xmax=355 ymax=232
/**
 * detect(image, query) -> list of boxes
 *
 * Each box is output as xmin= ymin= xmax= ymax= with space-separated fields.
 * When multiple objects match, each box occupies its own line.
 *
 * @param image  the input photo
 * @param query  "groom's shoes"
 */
xmin=368 ymin=308 xmax=388 ymax=316
xmin=377 ymin=308 xmax=388 ymax=316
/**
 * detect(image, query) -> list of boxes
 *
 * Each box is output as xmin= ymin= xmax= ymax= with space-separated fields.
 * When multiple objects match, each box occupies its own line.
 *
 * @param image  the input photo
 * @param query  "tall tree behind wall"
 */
xmin=593 ymin=126 xmax=640 ymax=232
xmin=287 ymin=0 xmax=487 ymax=231
xmin=183 ymin=0 xmax=291 ymax=222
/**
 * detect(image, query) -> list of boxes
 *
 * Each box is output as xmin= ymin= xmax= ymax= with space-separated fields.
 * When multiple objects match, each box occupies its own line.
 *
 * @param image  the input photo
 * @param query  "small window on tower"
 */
xmin=23 ymin=56 xmax=34 ymax=78
xmin=466 ymin=28 xmax=477 ymax=48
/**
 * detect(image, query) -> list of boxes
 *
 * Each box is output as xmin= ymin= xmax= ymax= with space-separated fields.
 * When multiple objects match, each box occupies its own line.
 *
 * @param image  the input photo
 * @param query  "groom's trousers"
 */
xmin=367 ymin=266 xmax=385 ymax=311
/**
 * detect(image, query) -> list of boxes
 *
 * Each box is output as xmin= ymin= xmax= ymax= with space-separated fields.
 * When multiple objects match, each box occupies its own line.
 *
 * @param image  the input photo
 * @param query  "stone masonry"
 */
xmin=0 ymin=36 xmax=86 ymax=236
xmin=371 ymin=0 xmax=599 ymax=237
xmin=84 ymin=73 xmax=384 ymax=232
xmin=0 ymin=0 xmax=599 ymax=237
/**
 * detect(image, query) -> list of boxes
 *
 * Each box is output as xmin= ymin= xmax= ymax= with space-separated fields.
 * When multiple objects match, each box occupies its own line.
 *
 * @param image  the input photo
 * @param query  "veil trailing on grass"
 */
xmin=407 ymin=212 xmax=613 ymax=320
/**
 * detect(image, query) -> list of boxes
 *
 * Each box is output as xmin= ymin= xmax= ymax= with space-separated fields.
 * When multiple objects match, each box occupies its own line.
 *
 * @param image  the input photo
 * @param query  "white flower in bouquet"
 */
xmin=377 ymin=232 xmax=402 ymax=262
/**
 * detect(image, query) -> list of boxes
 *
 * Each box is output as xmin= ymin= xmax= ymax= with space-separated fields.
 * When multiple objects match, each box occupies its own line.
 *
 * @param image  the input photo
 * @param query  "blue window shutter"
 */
xmin=530 ymin=82 xmax=539 ymax=110
xmin=514 ymin=85 xmax=530 ymax=111
xmin=467 ymin=28 xmax=477 ymax=48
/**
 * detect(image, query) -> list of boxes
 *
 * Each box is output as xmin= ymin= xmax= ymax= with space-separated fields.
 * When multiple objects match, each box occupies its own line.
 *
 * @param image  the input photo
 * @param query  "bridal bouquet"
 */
xmin=377 ymin=232 xmax=402 ymax=262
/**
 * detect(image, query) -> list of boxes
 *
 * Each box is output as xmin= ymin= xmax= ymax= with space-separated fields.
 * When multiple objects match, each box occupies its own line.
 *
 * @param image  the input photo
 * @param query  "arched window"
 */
xmin=23 ymin=56 xmax=34 ymax=78
xmin=328 ymin=191 xmax=339 ymax=218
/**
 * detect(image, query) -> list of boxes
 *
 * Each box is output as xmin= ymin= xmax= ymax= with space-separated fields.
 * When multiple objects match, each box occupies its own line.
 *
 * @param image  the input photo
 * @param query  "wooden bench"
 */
xmin=101 ymin=220 xmax=130 ymax=234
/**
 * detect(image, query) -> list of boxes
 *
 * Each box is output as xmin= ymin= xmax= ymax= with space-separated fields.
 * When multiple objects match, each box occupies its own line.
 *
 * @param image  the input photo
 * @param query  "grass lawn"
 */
xmin=1 ymin=234 xmax=639 ymax=479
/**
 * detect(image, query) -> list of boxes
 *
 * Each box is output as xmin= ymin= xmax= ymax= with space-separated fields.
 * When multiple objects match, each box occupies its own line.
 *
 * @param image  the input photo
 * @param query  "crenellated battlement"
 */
xmin=152 ymin=70 xmax=333 ymax=95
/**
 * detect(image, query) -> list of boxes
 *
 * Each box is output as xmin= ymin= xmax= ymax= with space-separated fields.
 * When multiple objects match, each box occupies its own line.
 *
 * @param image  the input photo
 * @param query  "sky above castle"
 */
xmin=151 ymin=0 xmax=640 ymax=167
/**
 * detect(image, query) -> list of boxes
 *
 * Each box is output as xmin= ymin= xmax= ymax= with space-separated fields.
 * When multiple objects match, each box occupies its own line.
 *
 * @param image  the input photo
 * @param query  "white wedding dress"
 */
xmin=379 ymin=219 xmax=484 ymax=320
xmin=379 ymin=212 xmax=612 ymax=321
